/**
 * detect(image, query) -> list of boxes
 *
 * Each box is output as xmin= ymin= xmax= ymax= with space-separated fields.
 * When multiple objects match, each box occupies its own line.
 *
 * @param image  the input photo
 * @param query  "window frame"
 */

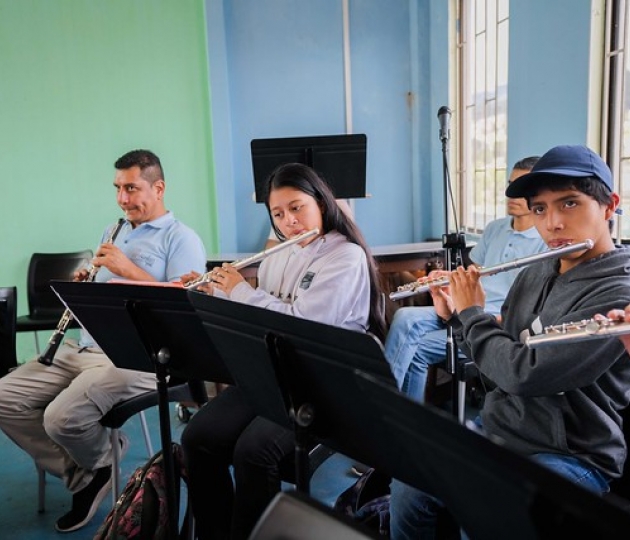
xmin=455 ymin=0 xmax=510 ymax=236
xmin=602 ymin=0 xmax=628 ymax=241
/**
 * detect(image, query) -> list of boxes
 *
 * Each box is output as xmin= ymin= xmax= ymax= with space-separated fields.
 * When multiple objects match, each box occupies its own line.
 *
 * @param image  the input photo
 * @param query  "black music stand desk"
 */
xmin=188 ymin=292 xmax=630 ymax=539
xmin=354 ymin=372 xmax=630 ymax=539
xmin=264 ymin=320 xmax=630 ymax=539
xmin=187 ymin=291 xmax=400 ymax=493
xmin=250 ymin=134 xmax=367 ymax=203
xmin=51 ymin=281 xmax=234 ymax=539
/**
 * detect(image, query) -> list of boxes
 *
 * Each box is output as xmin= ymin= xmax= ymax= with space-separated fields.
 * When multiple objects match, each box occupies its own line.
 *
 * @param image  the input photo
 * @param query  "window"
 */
xmin=602 ymin=0 xmax=629 ymax=240
xmin=455 ymin=0 xmax=510 ymax=234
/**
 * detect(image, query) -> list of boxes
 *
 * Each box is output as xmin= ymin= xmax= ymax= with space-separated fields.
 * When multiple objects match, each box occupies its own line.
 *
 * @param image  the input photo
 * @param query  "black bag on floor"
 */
xmin=93 ymin=443 xmax=186 ymax=540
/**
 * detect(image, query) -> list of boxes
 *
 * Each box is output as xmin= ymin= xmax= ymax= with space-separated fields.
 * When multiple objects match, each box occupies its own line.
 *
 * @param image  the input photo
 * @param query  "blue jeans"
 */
xmin=384 ymin=306 xmax=467 ymax=402
xmin=389 ymin=452 xmax=610 ymax=540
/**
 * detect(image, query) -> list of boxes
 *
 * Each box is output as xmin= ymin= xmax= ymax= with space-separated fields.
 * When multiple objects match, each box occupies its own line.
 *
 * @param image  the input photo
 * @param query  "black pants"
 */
xmin=181 ymin=386 xmax=296 ymax=540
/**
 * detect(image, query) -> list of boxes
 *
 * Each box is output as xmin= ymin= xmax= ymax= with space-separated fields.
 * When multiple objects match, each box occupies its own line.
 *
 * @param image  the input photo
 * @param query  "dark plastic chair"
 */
xmin=249 ymin=490 xmax=378 ymax=540
xmin=36 ymin=379 xmax=208 ymax=512
xmin=16 ymin=250 xmax=93 ymax=354
xmin=0 ymin=286 xmax=18 ymax=377
xmin=102 ymin=379 xmax=207 ymax=500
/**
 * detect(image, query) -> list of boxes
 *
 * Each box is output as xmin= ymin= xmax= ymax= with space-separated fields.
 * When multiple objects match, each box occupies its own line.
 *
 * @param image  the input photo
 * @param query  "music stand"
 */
xmin=250 ymin=134 xmax=367 ymax=202
xmin=354 ymin=372 xmax=630 ymax=539
xmin=188 ymin=292 xmax=630 ymax=538
xmin=51 ymin=281 xmax=234 ymax=540
xmin=186 ymin=292 xmax=399 ymax=494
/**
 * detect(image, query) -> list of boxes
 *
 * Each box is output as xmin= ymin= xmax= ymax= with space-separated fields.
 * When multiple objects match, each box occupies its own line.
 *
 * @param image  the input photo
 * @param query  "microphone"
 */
xmin=437 ymin=106 xmax=452 ymax=142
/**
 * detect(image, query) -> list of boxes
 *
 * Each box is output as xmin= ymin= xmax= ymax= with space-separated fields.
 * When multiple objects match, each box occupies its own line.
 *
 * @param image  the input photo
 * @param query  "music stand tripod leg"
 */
xmin=441 ymin=232 xmax=467 ymax=423
xmin=265 ymin=333 xmax=313 ymax=495
xmin=125 ymin=301 xmax=180 ymax=540
xmin=292 ymin=404 xmax=314 ymax=495
xmin=446 ymin=326 xmax=467 ymax=424
xmin=456 ymin=365 xmax=467 ymax=424
xmin=155 ymin=348 xmax=179 ymax=539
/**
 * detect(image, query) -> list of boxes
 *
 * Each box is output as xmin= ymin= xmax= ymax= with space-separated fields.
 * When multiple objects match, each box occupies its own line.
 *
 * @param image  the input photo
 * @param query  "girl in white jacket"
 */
xmin=181 ymin=162 xmax=386 ymax=540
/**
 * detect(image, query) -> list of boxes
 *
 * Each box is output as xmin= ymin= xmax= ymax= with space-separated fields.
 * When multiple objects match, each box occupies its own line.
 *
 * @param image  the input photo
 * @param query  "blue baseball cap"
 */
xmin=505 ymin=145 xmax=613 ymax=198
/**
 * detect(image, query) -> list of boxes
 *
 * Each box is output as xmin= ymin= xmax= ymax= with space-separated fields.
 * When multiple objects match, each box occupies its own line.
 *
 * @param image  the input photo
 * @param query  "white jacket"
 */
xmin=229 ymin=230 xmax=370 ymax=333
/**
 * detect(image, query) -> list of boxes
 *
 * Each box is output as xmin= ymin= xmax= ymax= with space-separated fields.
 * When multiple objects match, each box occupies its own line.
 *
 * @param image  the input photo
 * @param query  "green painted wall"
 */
xmin=0 ymin=0 xmax=217 ymax=362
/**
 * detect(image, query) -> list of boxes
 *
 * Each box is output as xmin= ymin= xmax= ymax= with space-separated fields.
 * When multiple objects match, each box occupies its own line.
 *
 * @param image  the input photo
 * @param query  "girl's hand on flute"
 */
xmin=210 ymin=264 xmax=245 ymax=295
xmin=180 ymin=270 xmax=216 ymax=295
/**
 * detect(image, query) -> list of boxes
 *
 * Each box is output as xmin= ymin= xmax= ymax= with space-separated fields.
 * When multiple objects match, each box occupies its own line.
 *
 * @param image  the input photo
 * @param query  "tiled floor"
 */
xmin=0 ymin=402 xmax=360 ymax=539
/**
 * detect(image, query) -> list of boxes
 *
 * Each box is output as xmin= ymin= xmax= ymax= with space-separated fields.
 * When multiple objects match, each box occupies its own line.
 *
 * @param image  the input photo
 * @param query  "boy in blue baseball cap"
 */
xmin=390 ymin=144 xmax=630 ymax=540
xmin=506 ymin=144 xmax=614 ymax=196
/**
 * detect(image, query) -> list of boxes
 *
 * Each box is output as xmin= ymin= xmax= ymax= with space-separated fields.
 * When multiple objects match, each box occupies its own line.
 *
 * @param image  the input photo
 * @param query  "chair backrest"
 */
xmin=25 ymin=250 xmax=93 ymax=319
xmin=249 ymin=491 xmax=376 ymax=540
xmin=0 ymin=286 xmax=18 ymax=377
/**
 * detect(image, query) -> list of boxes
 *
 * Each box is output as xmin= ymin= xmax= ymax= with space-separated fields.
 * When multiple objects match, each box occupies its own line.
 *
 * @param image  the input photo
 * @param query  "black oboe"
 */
xmin=37 ymin=218 xmax=126 ymax=365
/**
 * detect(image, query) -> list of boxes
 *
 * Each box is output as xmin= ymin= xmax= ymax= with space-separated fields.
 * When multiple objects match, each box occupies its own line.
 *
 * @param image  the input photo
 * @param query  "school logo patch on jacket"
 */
xmin=300 ymin=272 xmax=315 ymax=290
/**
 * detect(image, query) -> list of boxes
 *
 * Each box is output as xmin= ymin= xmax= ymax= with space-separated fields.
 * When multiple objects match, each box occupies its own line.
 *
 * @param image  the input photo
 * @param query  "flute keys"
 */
xmin=542 ymin=317 xmax=614 ymax=336
xmin=543 ymin=319 xmax=589 ymax=334
xmin=585 ymin=320 xmax=603 ymax=334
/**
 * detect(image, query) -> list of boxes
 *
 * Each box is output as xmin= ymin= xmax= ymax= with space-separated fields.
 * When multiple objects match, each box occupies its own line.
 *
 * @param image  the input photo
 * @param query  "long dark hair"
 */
xmin=264 ymin=163 xmax=386 ymax=342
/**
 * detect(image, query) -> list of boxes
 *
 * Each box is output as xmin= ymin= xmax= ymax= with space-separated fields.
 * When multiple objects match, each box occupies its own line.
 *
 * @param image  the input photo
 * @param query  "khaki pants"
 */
xmin=0 ymin=340 xmax=156 ymax=492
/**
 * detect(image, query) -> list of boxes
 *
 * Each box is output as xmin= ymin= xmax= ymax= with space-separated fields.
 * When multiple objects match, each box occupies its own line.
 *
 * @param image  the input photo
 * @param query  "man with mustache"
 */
xmin=0 ymin=149 xmax=206 ymax=533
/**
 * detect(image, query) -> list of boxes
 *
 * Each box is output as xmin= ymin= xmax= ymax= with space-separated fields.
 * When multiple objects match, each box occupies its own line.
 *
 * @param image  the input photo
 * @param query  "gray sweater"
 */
xmin=452 ymin=246 xmax=630 ymax=478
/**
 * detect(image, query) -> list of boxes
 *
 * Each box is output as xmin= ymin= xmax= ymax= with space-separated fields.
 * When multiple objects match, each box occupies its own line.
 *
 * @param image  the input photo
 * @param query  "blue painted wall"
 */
xmin=508 ymin=0 xmax=593 ymax=165
xmin=206 ymin=0 xmax=443 ymax=252
xmin=205 ymin=0 xmax=595 ymax=252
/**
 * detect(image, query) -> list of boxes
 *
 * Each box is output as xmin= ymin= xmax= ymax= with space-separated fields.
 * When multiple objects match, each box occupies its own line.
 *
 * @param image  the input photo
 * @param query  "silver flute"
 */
xmin=526 ymin=318 xmax=630 ymax=349
xmin=389 ymin=239 xmax=594 ymax=301
xmin=184 ymin=228 xmax=320 ymax=289
xmin=38 ymin=218 xmax=126 ymax=365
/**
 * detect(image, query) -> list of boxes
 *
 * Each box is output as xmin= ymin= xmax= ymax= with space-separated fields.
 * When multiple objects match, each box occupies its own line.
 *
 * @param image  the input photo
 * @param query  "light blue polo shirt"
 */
xmin=469 ymin=216 xmax=546 ymax=315
xmin=79 ymin=211 xmax=207 ymax=348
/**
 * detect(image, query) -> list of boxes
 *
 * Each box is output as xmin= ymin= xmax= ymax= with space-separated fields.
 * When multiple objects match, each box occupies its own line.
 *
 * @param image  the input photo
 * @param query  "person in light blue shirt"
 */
xmin=0 ymin=150 xmax=207 ymax=533
xmin=79 ymin=211 xmax=207 ymax=348
xmin=384 ymin=156 xmax=546 ymax=403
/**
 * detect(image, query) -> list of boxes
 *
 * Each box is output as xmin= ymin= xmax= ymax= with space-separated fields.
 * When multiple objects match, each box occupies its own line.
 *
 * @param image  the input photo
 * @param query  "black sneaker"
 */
xmin=55 ymin=465 xmax=112 ymax=533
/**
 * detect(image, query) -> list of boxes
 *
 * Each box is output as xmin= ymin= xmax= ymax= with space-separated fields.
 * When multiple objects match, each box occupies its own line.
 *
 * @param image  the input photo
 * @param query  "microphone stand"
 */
xmin=438 ymin=108 xmax=467 ymax=423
